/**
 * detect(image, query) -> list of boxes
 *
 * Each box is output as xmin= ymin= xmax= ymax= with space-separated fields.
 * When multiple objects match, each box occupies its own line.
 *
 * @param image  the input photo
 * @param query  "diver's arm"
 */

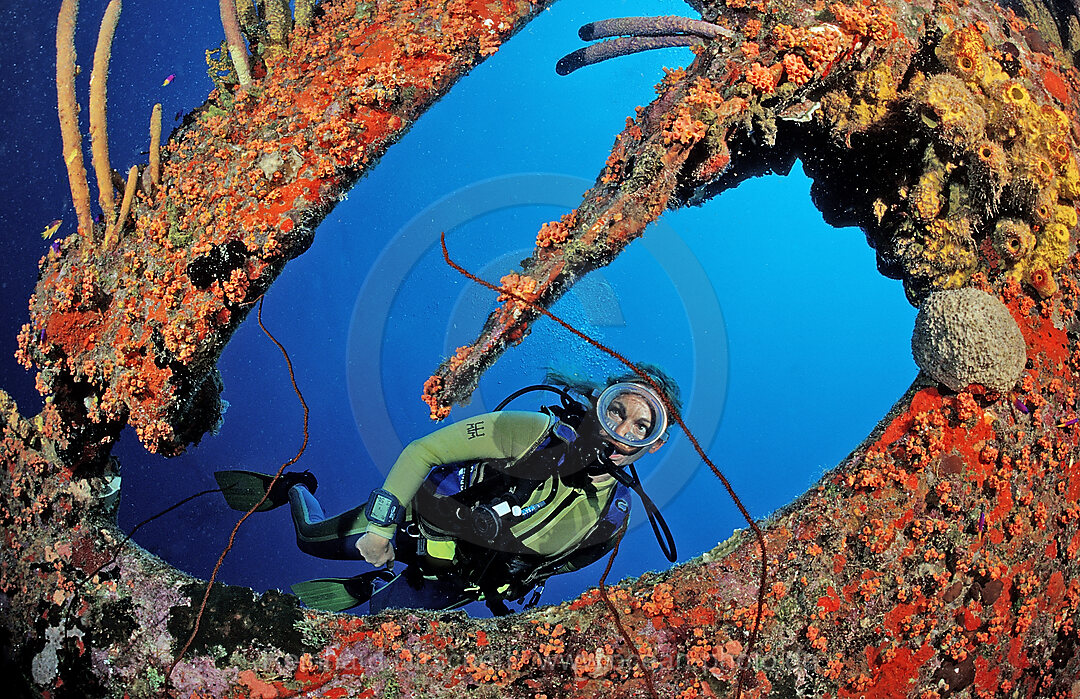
xmin=362 ymin=410 xmax=555 ymax=538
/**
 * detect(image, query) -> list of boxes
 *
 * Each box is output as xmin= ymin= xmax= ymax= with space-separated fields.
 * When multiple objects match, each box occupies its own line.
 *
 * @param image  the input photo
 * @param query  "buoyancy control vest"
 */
xmin=411 ymin=420 xmax=630 ymax=575
xmin=403 ymin=385 xmax=676 ymax=613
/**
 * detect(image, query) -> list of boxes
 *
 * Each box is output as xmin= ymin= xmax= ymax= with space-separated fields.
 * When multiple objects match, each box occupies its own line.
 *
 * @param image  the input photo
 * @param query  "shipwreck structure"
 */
xmin=3 ymin=0 xmax=1080 ymax=696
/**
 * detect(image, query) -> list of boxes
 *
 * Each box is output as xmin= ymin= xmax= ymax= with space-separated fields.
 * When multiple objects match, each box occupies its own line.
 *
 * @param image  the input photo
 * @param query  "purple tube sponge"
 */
xmin=557 ymin=35 xmax=705 ymax=75
xmin=557 ymin=15 xmax=733 ymax=75
xmin=578 ymin=15 xmax=734 ymax=41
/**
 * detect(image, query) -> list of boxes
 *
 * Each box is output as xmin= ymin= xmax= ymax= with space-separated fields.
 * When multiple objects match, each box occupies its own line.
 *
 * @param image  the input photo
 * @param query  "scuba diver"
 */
xmin=215 ymin=366 xmax=682 ymax=615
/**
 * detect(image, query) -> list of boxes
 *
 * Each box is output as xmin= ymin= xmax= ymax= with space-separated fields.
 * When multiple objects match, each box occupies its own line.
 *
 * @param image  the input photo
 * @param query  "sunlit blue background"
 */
xmin=0 ymin=0 xmax=916 ymax=615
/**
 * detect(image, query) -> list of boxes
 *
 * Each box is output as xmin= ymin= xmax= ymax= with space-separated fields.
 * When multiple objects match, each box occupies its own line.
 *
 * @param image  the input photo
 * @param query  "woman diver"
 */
xmin=215 ymin=365 xmax=681 ymax=615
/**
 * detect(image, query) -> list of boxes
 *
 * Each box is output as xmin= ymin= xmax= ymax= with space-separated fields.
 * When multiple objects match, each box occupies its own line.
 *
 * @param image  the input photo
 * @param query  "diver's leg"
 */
xmin=287 ymin=486 xmax=368 ymax=560
xmin=366 ymin=567 xmax=472 ymax=613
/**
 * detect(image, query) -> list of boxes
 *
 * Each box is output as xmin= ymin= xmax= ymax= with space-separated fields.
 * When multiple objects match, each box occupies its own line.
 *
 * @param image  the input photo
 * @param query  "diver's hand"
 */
xmin=356 ymin=533 xmax=395 ymax=568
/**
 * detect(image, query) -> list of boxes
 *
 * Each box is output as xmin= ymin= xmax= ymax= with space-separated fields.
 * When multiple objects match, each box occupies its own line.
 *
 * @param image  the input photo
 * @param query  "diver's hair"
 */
xmin=542 ymin=367 xmax=603 ymax=401
xmin=609 ymin=362 xmax=683 ymax=413
xmin=544 ymin=362 xmax=683 ymax=413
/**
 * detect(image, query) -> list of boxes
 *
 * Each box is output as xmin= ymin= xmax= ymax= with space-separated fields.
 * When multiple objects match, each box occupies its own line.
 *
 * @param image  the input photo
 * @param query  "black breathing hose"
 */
xmin=610 ymin=464 xmax=678 ymax=563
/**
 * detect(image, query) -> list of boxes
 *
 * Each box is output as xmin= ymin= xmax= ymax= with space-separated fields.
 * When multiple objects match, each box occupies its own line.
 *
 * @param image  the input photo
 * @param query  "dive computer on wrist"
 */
xmin=365 ymin=489 xmax=404 ymax=527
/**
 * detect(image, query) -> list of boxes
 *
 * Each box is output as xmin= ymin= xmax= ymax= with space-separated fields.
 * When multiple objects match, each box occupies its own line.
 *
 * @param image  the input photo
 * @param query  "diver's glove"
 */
xmin=356 ymin=533 xmax=396 ymax=569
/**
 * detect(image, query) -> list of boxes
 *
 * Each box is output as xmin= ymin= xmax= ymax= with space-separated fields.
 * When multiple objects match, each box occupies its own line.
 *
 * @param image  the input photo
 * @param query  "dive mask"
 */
xmin=595 ymin=382 xmax=669 ymax=449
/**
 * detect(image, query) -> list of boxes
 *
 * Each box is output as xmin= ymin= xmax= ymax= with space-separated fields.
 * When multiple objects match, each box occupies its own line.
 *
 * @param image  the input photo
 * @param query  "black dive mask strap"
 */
xmin=609 ymin=464 xmax=678 ymax=563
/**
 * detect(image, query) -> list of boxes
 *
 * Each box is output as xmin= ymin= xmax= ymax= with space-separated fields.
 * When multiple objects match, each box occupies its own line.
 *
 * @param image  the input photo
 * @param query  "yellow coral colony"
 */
xmin=900 ymin=25 xmax=1077 ymax=297
xmin=219 ymin=0 xmax=252 ymax=87
xmin=149 ymin=103 xmax=162 ymax=189
xmin=90 ymin=0 xmax=122 ymax=237
xmin=104 ymin=165 xmax=138 ymax=250
xmin=56 ymin=0 xmax=94 ymax=248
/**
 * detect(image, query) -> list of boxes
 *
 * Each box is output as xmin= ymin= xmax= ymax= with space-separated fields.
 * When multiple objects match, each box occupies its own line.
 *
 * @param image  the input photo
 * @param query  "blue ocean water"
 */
xmin=0 ymin=1 xmax=917 ymax=616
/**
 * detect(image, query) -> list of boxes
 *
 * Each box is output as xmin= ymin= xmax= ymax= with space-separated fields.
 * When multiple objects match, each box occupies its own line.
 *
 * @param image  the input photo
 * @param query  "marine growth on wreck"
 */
xmin=2 ymin=0 xmax=1080 ymax=696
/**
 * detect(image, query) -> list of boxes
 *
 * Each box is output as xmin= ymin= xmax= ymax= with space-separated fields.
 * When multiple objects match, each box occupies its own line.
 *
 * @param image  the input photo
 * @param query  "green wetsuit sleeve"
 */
xmin=365 ymin=411 xmax=555 ymax=537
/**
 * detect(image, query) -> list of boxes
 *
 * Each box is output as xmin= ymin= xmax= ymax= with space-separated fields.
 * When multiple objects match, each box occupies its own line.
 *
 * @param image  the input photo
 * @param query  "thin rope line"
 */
xmin=440 ymin=232 xmax=767 ymax=699
xmin=598 ymin=539 xmax=658 ymax=698
xmin=85 ymin=487 xmax=224 ymax=580
xmin=61 ymin=486 xmax=223 ymax=640
xmin=165 ymin=295 xmax=310 ymax=689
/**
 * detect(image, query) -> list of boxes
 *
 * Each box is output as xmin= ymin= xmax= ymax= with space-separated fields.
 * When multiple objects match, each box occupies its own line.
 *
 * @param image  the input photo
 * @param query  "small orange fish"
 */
xmin=162 ymin=73 xmax=175 ymax=87
xmin=40 ymin=220 xmax=62 ymax=239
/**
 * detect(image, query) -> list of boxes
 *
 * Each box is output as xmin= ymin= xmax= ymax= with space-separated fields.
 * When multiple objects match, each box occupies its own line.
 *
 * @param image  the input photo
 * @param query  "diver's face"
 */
xmin=601 ymin=391 xmax=664 ymax=463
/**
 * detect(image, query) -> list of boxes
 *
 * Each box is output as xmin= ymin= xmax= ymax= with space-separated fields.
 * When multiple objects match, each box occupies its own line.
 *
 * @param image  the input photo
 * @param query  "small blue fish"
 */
xmin=50 ymin=239 xmax=62 ymax=254
xmin=1014 ymin=398 xmax=1029 ymax=414
xmin=40 ymin=219 xmax=62 ymax=239
xmin=174 ymin=110 xmax=184 ymax=121
xmin=977 ymin=511 xmax=986 ymax=535
xmin=1058 ymin=417 xmax=1079 ymax=428
xmin=38 ymin=328 xmax=46 ymax=343
xmin=162 ymin=73 xmax=176 ymax=87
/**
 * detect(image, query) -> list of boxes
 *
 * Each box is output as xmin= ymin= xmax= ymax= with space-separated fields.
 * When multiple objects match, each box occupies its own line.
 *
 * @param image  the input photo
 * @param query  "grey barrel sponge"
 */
xmin=911 ymin=288 xmax=1027 ymax=393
